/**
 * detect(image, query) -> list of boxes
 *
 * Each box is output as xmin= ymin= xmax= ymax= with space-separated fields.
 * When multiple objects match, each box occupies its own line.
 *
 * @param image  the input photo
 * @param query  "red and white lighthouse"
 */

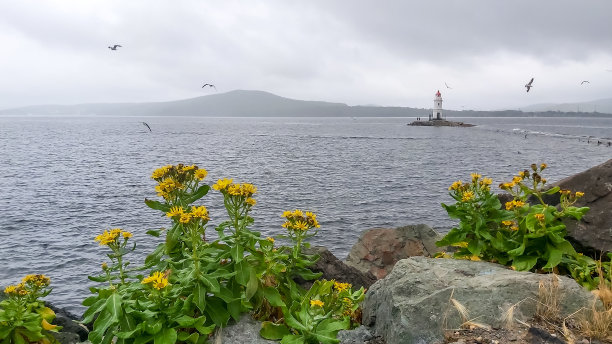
xmin=433 ymin=90 xmax=443 ymax=120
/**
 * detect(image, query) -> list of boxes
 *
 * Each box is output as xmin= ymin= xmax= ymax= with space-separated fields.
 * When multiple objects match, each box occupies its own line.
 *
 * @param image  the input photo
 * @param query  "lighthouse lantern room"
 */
xmin=432 ymin=90 xmax=443 ymax=120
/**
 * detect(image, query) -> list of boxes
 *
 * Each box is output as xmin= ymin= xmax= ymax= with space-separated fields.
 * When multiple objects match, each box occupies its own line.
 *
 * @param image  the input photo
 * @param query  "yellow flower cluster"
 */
xmin=461 ymin=191 xmax=475 ymax=202
xmin=213 ymin=179 xmax=258 ymax=207
xmin=22 ymin=274 xmax=51 ymax=288
xmin=155 ymin=177 xmax=183 ymax=200
xmin=141 ymin=271 xmax=169 ymax=290
xmin=334 ymin=281 xmax=352 ymax=292
xmin=152 ymin=164 xmax=208 ymax=200
xmin=310 ymin=299 xmax=324 ymax=308
xmin=165 ymin=205 xmax=210 ymax=224
xmin=505 ymin=200 xmax=526 ymax=210
xmin=449 ymin=180 xmax=463 ymax=191
xmin=3 ymin=284 xmax=28 ymax=296
xmin=94 ymin=228 xmax=132 ymax=246
xmin=501 ymin=220 xmax=519 ymax=231
xmin=281 ymin=209 xmax=320 ymax=232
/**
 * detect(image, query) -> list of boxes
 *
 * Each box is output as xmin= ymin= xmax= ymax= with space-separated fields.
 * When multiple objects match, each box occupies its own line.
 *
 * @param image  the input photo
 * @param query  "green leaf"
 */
xmin=194 ymin=282 xmax=207 ymax=313
xmin=146 ymin=229 xmax=162 ymax=237
xmin=82 ymin=298 xmax=107 ymax=324
xmin=281 ymin=334 xmax=306 ymax=344
xmin=436 ymin=227 xmax=464 ymax=246
xmin=231 ymin=243 xmax=244 ymax=263
xmin=543 ymin=248 xmax=563 ymax=269
xmin=235 ymin=260 xmax=251 ymax=285
xmin=263 ymin=287 xmax=285 ymax=307
xmin=185 ymin=185 xmax=211 ymax=204
xmin=173 ymin=315 xmax=196 ymax=327
xmin=199 ymin=275 xmax=221 ymax=294
xmin=564 ymin=206 xmax=589 ymax=220
xmin=316 ymin=317 xmax=350 ymax=333
xmin=205 ymin=297 xmax=230 ymax=327
xmin=512 ymin=255 xmax=538 ymax=271
xmin=260 ymin=321 xmax=292 ymax=340
xmin=145 ymin=199 xmax=171 ymax=212
xmin=154 ymin=328 xmax=177 ymax=344
xmin=145 ymin=243 xmax=165 ymax=267
xmin=543 ymin=186 xmax=561 ymax=195
xmin=106 ymin=293 xmax=123 ymax=321
xmin=245 ymin=269 xmax=259 ymax=300
xmin=313 ymin=330 xmax=341 ymax=344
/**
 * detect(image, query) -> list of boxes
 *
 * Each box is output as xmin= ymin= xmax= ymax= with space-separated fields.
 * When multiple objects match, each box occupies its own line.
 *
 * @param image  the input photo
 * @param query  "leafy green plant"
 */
xmin=260 ymin=279 xmax=365 ymax=344
xmin=0 ymin=275 xmax=61 ymax=344
xmin=82 ymin=164 xmax=364 ymax=344
xmin=436 ymin=163 xmax=606 ymax=289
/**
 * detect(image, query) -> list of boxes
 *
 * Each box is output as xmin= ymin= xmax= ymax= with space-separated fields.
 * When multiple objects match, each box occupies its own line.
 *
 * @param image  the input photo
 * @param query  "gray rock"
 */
xmin=300 ymin=246 xmax=377 ymax=291
xmin=214 ymin=315 xmax=278 ymax=343
xmin=51 ymin=331 xmax=80 ymax=344
xmin=345 ymin=225 xmax=445 ymax=279
xmin=362 ymin=257 xmax=594 ymax=344
xmin=338 ymin=326 xmax=374 ymax=343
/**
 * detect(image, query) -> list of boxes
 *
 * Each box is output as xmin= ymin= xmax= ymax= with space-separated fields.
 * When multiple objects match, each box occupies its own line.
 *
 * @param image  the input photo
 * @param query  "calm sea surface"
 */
xmin=0 ymin=115 xmax=610 ymax=315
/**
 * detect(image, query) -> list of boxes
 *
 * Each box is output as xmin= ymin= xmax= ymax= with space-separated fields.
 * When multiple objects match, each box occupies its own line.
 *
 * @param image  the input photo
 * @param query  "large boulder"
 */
xmin=362 ymin=256 xmax=594 ymax=344
xmin=345 ymin=225 xmax=444 ymax=279
xmin=300 ymin=246 xmax=377 ymax=290
xmin=544 ymin=158 xmax=612 ymax=255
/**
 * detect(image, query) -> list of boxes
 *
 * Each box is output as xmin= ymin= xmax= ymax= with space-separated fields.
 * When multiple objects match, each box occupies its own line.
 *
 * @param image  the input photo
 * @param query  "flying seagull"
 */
xmin=141 ymin=122 xmax=152 ymax=132
xmin=108 ymin=45 xmax=122 ymax=50
xmin=525 ymin=78 xmax=534 ymax=92
xmin=581 ymin=80 xmax=590 ymax=85
xmin=445 ymin=82 xmax=452 ymax=89
xmin=202 ymin=83 xmax=216 ymax=90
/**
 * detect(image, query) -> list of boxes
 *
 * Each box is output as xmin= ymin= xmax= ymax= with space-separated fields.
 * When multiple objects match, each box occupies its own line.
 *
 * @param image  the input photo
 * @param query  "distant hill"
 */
xmin=521 ymin=97 xmax=612 ymax=114
xmin=1 ymin=90 xmax=611 ymax=118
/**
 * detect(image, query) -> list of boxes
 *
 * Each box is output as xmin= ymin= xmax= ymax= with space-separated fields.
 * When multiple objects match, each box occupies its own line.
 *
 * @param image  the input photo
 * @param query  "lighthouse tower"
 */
xmin=433 ymin=90 xmax=443 ymax=120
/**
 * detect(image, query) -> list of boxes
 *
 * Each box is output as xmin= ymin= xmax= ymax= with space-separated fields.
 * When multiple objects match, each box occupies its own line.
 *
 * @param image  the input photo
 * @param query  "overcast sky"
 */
xmin=2 ymin=0 xmax=612 ymax=111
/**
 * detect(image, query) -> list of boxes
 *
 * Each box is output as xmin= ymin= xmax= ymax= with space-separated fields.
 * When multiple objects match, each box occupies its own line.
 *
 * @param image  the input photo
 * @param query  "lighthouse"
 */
xmin=432 ymin=90 xmax=443 ymax=120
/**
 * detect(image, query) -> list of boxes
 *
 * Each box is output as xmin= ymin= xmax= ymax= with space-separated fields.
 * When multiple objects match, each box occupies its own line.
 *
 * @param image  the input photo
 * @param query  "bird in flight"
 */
xmin=108 ymin=45 xmax=122 ymax=50
xmin=445 ymin=82 xmax=452 ymax=89
xmin=141 ymin=122 xmax=152 ymax=132
xmin=525 ymin=78 xmax=534 ymax=92
xmin=581 ymin=80 xmax=590 ymax=85
xmin=202 ymin=83 xmax=216 ymax=90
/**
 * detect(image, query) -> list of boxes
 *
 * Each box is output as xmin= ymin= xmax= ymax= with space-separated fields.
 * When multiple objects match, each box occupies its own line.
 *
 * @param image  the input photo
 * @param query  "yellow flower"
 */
xmin=241 ymin=183 xmax=257 ymax=197
xmin=449 ymin=180 xmax=463 ymax=190
xmin=246 ymin=198 xmax=256 ymax=206
xmin=281 ymin=210 xmax=292 ymax=218
xmin=310 ymin=299 xmax=324 ymax=308
xmin=95 ymin=230 xmax=118 ymax=246
xmin=212 ymin=178 xmax=233 ymax=191
xmin=575 ymin=191 xmax=584 ymax=198
xmin=534 ymin=213 xmax=545 ymax=222
xmin=461 ymin=191 xmax=474 ymax=202
xmin=334 ymin=281 xmax=352 ymax=292
xmin=102 ymin=262 xmax=108 ymax=270
xmin=191 ymin=205 xmax=210 ymax=221
xmin=179 ymin=213 xmax=192 ymax=224
xmin=469 ymin=256 xmax=481 ymax=261
xmin=470 ymin=173 xmax=481 ymax=182
xmin=452 ymin=241 xmax=469 ymax=248
xmin=122 ymin=231 xmax=133 ymax=239
xmin=151 ymin=165 xmax=172 ymax=180
xmin=166 ymin=206 xmax=184 ymax=218
xmin=194 ymin=169 xmax=208 ymax=180
xmin=501 ymin=220 xmax=513 ymax=226
xmin=266 ymin=237 xmax=275 ymax=243
xmin=142 ymin=271 xmax=169 ymax=290
xmin=480 ymin=177 xmax=492 ymax=186
xmin=518 ymin=171 xmax=527 ymax=178
xmin=512 ymin=176 xmax=522 ymax=184
xmin=510 ymin=226 xmax=519 ymax=231
xmin=182 ymin=165 xmax=196 ymax=172
xmin=227 ymin=184 xmax=242 ymax=196
xmin=540 ymin=163 xmax=547 ymax=170
xmin=4 ymin=285 xmax=16 ymax=295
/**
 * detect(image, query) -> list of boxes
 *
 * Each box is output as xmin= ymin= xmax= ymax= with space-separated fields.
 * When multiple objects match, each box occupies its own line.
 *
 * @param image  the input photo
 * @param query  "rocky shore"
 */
xmin=408 ymin=119 xmax=475 ymax=127
xmin=21 ymin=159 xmax=612 ymax=344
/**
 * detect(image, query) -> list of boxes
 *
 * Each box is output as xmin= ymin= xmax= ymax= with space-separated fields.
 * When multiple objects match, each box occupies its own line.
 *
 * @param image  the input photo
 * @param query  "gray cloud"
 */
xmin=1 ymin=0 xmax=611 ymax=110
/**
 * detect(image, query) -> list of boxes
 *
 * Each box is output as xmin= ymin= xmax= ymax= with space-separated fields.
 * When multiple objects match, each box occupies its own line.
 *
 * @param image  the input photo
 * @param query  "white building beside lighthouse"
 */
xmin=432 ymin=90 xmax=443 ymax=120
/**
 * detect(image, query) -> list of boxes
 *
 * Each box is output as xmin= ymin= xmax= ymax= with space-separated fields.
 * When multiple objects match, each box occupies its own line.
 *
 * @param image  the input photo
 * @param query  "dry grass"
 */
xmin=443 ymin=289 xmax=491 ymax=331
xmin=536 ymin=273 xmax=561 ymax=322
xmin=575 ymin=264 xmax=612 ymax=342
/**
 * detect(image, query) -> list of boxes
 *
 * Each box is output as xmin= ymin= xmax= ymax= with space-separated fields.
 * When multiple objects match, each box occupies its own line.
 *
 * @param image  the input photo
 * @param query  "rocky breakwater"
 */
xmin=408 ymin=119 xmax=474 ymax=127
